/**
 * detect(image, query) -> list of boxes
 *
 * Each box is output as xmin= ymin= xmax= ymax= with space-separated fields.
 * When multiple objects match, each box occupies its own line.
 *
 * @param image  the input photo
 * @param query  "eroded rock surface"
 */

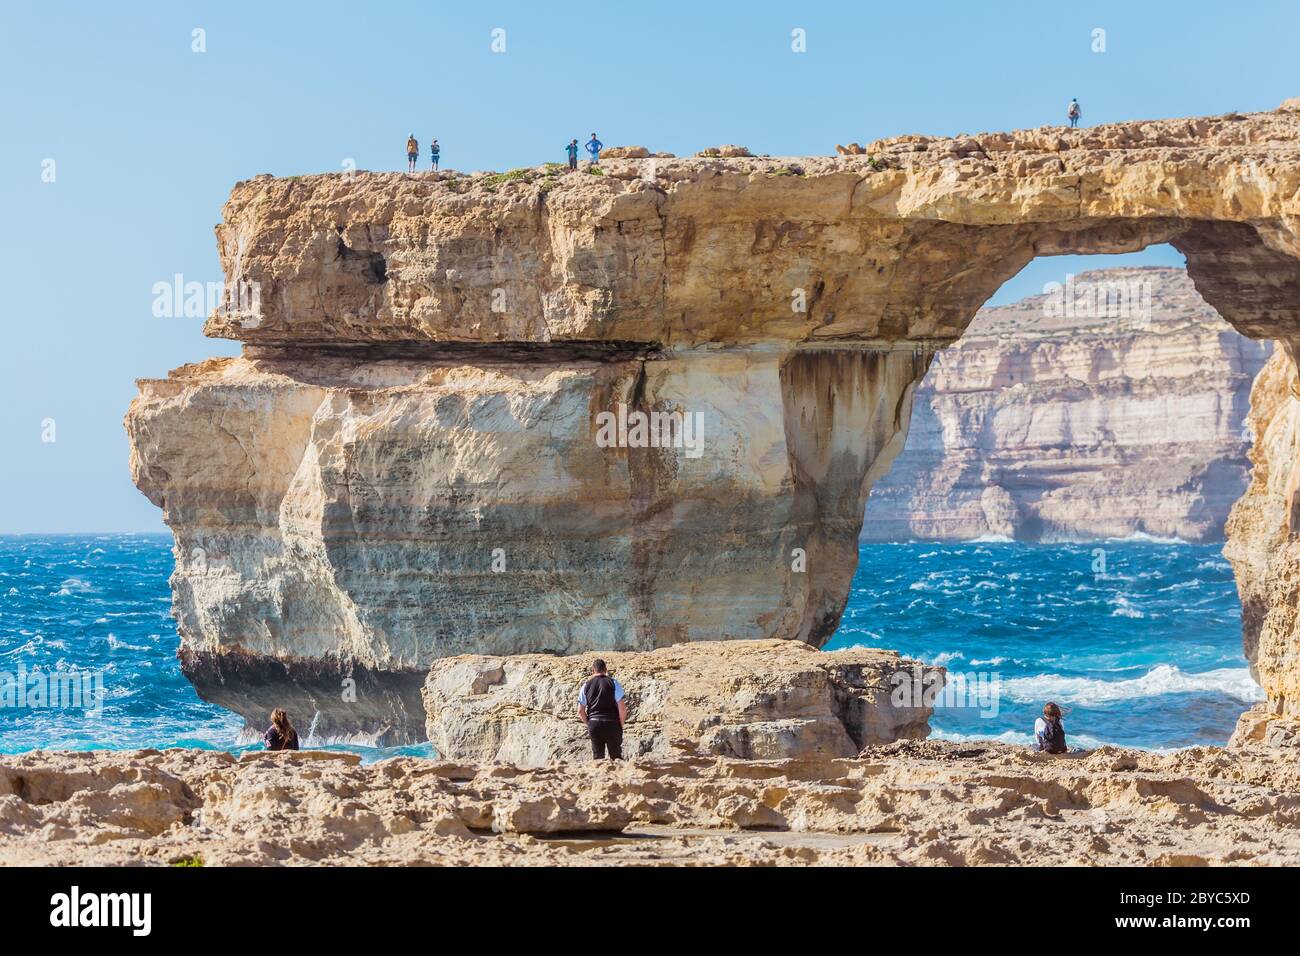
xmin=422 ymin=639 xmax=938 ymax=765
xmin=1226 ymin=346 xmax=1300 ymax=734
xmin=127 ymin=103 xmax=1300 ymax=737
xmin=128 ymin=348 xmax=926 ymax=741
xmin=4 ymin=742 xmax=1300 ymax=866
xmin=201 ymin=108 xmax=1300 ymax=349
xmin=863 ymin=267 xmax=1271 ymax=542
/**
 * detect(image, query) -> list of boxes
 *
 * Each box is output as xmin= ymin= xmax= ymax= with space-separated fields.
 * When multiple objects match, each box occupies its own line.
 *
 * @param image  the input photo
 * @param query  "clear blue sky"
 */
xmin=3 ymin=1 xmax=1296 ymax=532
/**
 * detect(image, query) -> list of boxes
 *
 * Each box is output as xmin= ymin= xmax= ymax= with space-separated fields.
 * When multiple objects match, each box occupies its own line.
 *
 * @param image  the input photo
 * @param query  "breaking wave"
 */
xmin=831 ymin=540 xmax=1254 ymax=749
xmin=1000 ymin=665 xmax=1264 ymax=706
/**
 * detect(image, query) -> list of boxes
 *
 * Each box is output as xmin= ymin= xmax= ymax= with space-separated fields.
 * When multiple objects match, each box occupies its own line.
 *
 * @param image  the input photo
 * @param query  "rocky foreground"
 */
xmin=3 ymin=741 xmax=1298 ymax=866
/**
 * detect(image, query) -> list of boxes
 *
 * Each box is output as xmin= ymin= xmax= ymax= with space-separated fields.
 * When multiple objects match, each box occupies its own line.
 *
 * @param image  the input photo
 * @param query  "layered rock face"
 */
xmin=862 ymin=267 xmax=1271 ymax=542
xmin=129 ymin=348 xmax=926 ymax=741
xmin=127 ymin=102 xmax=1300 ymax=739
xmin=1225 ymin=347 xmax=1300 ymax=741
xmin=422 ymin=640 xmax=939 ymax=765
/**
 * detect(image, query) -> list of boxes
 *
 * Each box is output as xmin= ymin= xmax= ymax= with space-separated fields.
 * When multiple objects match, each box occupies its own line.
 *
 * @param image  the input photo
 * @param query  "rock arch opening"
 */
xmin=861 ymin=247 xmax=1270 ymax=544
xmin=843 ymin=248 xmax=1271 ymax=748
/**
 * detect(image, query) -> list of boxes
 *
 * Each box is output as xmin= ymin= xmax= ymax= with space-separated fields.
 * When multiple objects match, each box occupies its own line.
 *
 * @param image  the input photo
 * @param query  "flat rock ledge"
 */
xmin=4 ymin=741 xmax=1300 ymax=865
xmin=420 ymin=639 xmax=939 ymax=766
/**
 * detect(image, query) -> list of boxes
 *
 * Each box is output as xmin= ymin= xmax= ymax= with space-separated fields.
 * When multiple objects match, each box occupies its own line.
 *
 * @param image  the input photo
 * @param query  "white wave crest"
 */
xmin=106 ymin=633 xmax=151 ymax=652
xmin=52 ymin=577 xmax=93 ymax=597
xmin=1110 ymin=595 xmax=1145 ymax=619
xmin=1000 ymin=664 xmax=1264 ymax=706
xmin=930 ymin=728 xmax=1111 ymax=750
xmin=1110 ymin=531 xmax=1190 ymax=545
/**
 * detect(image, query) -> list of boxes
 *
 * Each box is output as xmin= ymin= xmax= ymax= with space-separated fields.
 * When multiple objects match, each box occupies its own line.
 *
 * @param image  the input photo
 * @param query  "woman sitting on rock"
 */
xmin=263 ymin=708 xmax=300 ymax=752
xmin=1034 ymin=702 xmax=1068 ymax=753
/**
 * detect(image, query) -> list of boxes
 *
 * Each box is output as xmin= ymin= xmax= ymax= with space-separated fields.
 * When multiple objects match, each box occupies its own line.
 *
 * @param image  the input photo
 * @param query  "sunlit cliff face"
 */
xmin=128 ymin=103 xmax=1300 ymax=740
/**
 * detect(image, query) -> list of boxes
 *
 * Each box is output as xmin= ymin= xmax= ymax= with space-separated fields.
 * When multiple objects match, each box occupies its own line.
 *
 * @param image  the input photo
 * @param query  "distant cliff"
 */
xmin=861 ymin=268 xmax=1271 ymax=543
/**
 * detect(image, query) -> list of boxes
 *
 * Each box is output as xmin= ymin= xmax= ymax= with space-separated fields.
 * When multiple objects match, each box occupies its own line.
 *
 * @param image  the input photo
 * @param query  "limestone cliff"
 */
xmin=862 ymin=267 xmax=1271 ymax=542
xmin=129 ymin=348 xmax=926 ymax=741
xmin=127 ymin=101 xmax=1300 ymax=740
xmin=1225 ymin=346 xmax=1300 ymax=741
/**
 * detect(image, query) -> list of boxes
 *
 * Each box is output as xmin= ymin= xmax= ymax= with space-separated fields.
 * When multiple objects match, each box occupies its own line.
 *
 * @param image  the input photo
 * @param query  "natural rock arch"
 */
xmin=128 ymin=103 xmax=1300 ymax=741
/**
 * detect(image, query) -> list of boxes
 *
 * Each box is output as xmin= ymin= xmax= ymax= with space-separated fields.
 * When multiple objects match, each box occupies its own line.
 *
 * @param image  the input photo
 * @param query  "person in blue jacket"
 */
xmin=586 ymin=133 xmax=603 ymax=164
xmin=566 ymin=138 xmax=580 ymax=170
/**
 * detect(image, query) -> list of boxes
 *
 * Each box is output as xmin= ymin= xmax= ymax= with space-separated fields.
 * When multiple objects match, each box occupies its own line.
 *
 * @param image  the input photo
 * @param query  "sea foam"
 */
xmin=1000 ymin=664 xmax=1264 ymax=706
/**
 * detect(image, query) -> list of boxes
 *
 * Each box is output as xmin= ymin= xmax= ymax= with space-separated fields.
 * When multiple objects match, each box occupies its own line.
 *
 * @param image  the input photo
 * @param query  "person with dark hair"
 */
xmin=1035 ymin=702 xmax=1067 ymax=753
xmin=565 ymin=138 xmax=580 ymax=171
xmin=577 ymin=659 xmax=626 ymax=759
xmin=430 ymin=139 xmax=440 ymax=170
xmin=264 ymin=708 xmax=300 ymax=751
xmin=406 ymin=133 xmax=419 ymax=173
xmin=1067 ymin=98 xmax=1081 ymax=129
xmin=585 ymin=132 xmax=603 ymax=165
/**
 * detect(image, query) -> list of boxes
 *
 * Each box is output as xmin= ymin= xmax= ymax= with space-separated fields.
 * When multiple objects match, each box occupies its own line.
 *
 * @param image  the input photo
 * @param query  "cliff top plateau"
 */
xmin=206 ymin=101 xmax=1300 ymax=351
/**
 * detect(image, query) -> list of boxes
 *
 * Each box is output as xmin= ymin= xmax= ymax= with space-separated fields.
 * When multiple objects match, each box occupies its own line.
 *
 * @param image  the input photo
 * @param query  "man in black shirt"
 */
xmin=576 ymin=659 xmax=627 ymax=759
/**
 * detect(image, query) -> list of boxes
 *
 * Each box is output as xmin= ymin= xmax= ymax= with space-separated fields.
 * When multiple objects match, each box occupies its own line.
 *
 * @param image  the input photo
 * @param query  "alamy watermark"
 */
xmin=891 ymin=664 xmax=1000 ymax=718
xmin=595 ymin=402 xmax=705 ymax=458
xmin=1 ymin=664 xmax=105 ymax=715
xmin=50 ymin=886 xmax=150 ymax=936
xmin=1041 ymin=273 xmax=1151 ymax=324
xmin=152 ymin=273 xmax=261 ymax=322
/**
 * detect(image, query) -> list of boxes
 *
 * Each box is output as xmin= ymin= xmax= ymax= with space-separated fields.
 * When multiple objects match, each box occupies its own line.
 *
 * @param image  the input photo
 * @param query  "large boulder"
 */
xmin=601 ymin=145 xmax=651 ymax=159
xmin=421 ymin=639 xmax=940 ymax=766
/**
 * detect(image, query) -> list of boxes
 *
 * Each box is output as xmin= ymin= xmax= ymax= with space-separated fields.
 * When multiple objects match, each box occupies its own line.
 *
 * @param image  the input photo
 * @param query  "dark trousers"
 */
xmin=587 ymin=719 xmax=623 ymax=759
xmin=568 ymin=156 xmax=577 ymax=170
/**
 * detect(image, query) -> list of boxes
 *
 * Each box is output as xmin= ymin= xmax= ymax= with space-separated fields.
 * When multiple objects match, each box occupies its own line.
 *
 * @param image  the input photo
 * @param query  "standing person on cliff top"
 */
xmin=1067 ymin=98 xmax=1081 ymax=128
xmin=586 ymin=133 xmax=603 ymax=165
xmin=577 ymin=659 xmax=626 ymax=760
xmin=430 ymin=139 xmax=440 ymax=170
xmin=406 ymin=133 xmax=419 ymax=172
xmin=566 ymin=138 xmax=580 ymax=171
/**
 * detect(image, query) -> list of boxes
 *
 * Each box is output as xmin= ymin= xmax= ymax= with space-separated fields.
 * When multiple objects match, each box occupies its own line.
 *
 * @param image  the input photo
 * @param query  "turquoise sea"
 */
xmin=0 ymin=534 xmax=1259 ymax=756
xmin=828 ymin=539 xmax=1260 ymax=749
